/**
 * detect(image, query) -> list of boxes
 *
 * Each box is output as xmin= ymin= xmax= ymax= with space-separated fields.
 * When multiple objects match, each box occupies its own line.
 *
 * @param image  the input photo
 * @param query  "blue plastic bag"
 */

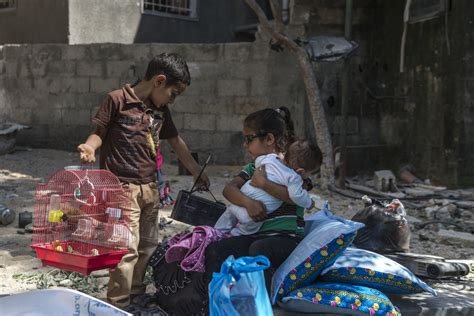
xmin=209 ymin=255 xmax=274 ymax=316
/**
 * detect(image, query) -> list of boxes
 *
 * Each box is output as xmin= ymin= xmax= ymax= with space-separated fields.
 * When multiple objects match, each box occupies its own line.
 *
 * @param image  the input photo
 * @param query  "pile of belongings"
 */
xmin=267 ymin=202 xmax=435 ymax=316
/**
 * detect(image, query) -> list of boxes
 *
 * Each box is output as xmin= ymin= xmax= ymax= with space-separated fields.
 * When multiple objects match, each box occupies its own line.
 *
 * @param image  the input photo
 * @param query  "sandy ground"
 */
xmin=0 ymin=147 xmax=472 ymax=298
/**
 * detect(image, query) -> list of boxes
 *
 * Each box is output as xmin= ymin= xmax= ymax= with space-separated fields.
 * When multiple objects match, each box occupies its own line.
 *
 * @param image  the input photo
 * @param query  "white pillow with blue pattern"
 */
xmin=320 ymin=247 xmax=436 ymax=295
xmin=271 ymin=203 xmax=365 ymax=303
xmin=279 ymin=282 xmax=401 ymax=316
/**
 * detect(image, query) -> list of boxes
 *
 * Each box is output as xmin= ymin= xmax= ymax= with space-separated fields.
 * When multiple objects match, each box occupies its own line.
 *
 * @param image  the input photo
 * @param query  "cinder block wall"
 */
xmin=0 ymin=43 xmax=306 ymax=165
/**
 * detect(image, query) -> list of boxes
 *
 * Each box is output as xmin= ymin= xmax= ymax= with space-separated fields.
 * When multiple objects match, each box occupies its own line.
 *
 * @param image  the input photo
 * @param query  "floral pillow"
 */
xmin=271 ymin=203 xmax=364 ymax=303
xmin=320 ymin=247 xmax=436 ymax=295
xmin=279 ymin=282 xmax=401 ymax=316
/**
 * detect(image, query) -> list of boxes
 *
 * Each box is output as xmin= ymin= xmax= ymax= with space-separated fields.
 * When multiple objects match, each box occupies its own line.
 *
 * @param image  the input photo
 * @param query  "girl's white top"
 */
xmin=240 ymin=153 xmax=312 ymax=213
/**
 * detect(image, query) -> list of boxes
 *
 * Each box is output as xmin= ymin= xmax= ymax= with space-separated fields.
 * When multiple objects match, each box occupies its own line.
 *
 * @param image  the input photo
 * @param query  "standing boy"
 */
xmin=78 ymin=53 xmax=209 ymax=309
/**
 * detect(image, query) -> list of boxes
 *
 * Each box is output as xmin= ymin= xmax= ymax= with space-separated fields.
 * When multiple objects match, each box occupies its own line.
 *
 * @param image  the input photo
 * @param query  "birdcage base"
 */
xmin=32 ymin=241 xmax=128 ymax=276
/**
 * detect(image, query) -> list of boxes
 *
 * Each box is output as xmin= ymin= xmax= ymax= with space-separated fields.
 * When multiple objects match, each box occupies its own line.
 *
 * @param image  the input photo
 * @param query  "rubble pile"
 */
xmin=330 ymin=168 xmax=474 ymax=259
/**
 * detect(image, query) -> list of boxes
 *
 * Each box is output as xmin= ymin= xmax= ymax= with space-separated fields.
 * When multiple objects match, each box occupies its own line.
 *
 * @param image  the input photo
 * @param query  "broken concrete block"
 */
xmin=455 ymin=201 xmax=474 ymax=209
xmin=460 ymin=210 xmax=473 ymax=220
xmin=435 ymin=207 xmax=450 ymax=220
xmin=346 ymin=181 xmax=406 ymax=199
xmin=374 ymin=170 xmax=396 ymax=192
xmin=406 ymin=214 xmax=422 ymax=224
xmin=434 ymin=199 xmax=454 ymax=206
xmin=413 ymin=183 xmax=447 ymax=191
xmin=438 ymin=191 xmax=462 ymax=199
xmin=436 ymin=205 xmax=456 ymax=220
xmin=458 ymin=188 xmax=474 ymax=197
xmin=420 ymin=206 xmax=439 ymax=218
xmin=404 ymin=187 xmax=435 ymax=197
xmin=418 ymin=232 xmax=432 ymax=241
xmin=0 ymin=123 xmax=30 ymax=155
xmin=436 ymin=229 xmax=474 ymax=248
xmin=398 ymin=165 xmax=422 ymax=184
xmin=462 ymin=220 xmax=474 ymax=233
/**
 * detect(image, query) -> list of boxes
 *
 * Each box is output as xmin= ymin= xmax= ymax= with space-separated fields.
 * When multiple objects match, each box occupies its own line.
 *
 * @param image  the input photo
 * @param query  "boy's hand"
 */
xmin=193 ymin=172 xmax=210 ymax=191
xmin=245 ymin=199 xmax=267 ymax=222
xmin=77 ymin=143 xmax=96 ymax=164
xmin=250 ymin=165 xmax=267 ymax=189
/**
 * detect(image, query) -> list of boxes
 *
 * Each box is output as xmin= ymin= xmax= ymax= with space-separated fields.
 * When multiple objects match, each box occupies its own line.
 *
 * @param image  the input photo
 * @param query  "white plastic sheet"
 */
xmin=0 ymin=288 xmax=131 ymax=316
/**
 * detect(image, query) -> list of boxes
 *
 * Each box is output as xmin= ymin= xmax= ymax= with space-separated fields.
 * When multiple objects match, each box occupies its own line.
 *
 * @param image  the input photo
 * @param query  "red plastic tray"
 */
xmin=32 ymin=241 xmax=127 ymax=275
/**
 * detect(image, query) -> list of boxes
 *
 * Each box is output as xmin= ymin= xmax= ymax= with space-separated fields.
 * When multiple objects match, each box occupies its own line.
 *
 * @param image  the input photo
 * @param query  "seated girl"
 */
xmin=151 ymin=107 xmax=321 ymax=315
xmin=215 ymin=138 xmax=321 ymax=236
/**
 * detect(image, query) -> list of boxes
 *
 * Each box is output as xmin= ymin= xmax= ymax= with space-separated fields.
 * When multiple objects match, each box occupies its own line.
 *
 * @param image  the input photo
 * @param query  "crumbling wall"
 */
xmin=0 ymin=42 xmax=305 ymax=165
xmin=292 ymin=0 xmax=387 ymax=174
xmin=367 ymin=0 xmax=470 ymax=187
xmin=2 ymin=1 xmax=471 ymax=185
xmin=290 ymin=0 xmax=472 ymax=187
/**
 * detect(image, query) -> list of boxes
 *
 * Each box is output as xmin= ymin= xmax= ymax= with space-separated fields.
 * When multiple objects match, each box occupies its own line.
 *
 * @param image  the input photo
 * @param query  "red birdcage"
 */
xmin=31 ymin=167 xmax=132 ymax=275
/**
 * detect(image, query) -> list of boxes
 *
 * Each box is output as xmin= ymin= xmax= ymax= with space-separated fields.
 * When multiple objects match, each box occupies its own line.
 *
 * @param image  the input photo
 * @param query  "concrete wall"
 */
xmin=290 ymin=0 xmax=392 ymax=174
xmin=0 ymin=0 xmax=270 ymax=45
xmin=2 ymin=0 xmax=471 ymax=186
xmin=0 ymin=0 xmax=68 ymax=44
xmin=458 ymin=2 xmax=474 ymax=188
xmin=290 ymin=0 xmax=473 ymax=187
xmin=0 ymin=42 xmax=306 ymax=165
xmin=366 ymin=0 xmax=472 ymax=187
xmin=68 ymin=0 xmax=141 ymax=44
xmin=68 ymin=0 xmax=271 ymax=44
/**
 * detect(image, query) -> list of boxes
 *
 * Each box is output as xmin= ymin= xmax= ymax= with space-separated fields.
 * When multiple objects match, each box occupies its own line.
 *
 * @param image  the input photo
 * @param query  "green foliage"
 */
xmin=12 ymin=269 xmax=108 ymax=295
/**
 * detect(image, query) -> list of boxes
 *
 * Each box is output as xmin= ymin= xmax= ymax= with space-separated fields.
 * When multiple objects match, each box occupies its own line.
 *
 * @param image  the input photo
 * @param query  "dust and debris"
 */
xmin=1 ymin=147 xmax=473 ymax=298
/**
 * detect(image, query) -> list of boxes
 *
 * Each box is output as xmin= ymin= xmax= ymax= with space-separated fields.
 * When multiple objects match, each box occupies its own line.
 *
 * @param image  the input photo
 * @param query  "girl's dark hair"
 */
xmin=145 ymin=52 xmax=191 ymax=86
xmin=243 ymin=106 xmax=295 ymax=152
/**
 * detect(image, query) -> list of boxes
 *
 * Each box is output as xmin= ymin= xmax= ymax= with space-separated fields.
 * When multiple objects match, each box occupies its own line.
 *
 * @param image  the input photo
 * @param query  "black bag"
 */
xmin=149 ymin=242 xmax=192 ymax=296
xmin=351 ymin=198 xmax=411 ymax=254
xmin=149 ymin=242 xmax=209 ymax=315
xmin=171 ymin=155 xmax=226 ymax=227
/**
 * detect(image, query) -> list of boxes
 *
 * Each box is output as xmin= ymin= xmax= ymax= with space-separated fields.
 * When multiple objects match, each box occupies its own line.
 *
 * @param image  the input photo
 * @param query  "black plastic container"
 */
xmin=171 ymin=154 xmax=226 ymax=226
xmin=19 ymin=211 xmax=32 ymax=228
xmin=0 ymin=205 xmax=15 ymax=225
xmin=171 ymin=191 xmax=226 ymax=227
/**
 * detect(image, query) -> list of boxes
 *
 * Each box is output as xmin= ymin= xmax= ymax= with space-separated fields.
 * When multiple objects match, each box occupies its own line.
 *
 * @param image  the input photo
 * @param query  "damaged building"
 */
xmin=0 ymin=0 xmax=472 ymax=188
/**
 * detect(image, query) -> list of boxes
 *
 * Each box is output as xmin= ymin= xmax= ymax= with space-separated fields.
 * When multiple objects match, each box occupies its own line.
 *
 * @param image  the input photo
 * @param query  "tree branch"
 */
xmin=244 ymin=0 xmax=299 ymax=51
xmin=268 ymin=0 xmax=284 ymax=34
xmin=244 ymin=0 xmax=336 ymax=188
xmin=244 ymin=0 xmax=276 ymax=36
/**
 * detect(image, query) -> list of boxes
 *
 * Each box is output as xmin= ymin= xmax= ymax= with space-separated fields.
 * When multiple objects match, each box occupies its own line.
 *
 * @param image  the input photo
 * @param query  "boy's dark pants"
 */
xmin=107 ymin=182 xmax=160 ymax=308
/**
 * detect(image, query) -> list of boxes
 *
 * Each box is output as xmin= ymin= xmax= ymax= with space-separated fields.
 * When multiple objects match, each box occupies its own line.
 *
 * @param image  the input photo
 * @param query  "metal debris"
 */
xmin=159 ymin=216 xmax=173 ymax=229
xmin=299 ymin=36 xmax=359 ymax=61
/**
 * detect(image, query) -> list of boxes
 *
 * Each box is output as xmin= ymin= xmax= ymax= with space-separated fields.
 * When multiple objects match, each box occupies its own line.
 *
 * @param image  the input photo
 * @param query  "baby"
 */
xmin=215 ymin=140 xmax=321 ymax=236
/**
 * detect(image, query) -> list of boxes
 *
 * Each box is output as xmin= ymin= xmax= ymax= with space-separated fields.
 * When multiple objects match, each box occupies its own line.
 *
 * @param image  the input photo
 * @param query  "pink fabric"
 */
xmin=165 ymin=226 xmax=230 ymax=272
xmin=156 ymin=145 xmax=163 ymax=170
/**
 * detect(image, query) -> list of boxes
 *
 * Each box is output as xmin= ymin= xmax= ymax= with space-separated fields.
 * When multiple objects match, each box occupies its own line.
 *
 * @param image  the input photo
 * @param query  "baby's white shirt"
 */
xmin=240 ymin=153 xmax=312 ymax=212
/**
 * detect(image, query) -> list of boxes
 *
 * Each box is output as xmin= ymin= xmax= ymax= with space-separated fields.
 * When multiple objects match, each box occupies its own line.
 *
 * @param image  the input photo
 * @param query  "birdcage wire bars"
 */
xmin=31 ymin=168 xmax=133 ymax=275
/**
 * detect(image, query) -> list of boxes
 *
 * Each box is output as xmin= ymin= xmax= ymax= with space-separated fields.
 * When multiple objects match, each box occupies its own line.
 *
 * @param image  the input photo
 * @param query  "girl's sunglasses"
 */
xmin=243 ymin=132 xmax=267 ymax=144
